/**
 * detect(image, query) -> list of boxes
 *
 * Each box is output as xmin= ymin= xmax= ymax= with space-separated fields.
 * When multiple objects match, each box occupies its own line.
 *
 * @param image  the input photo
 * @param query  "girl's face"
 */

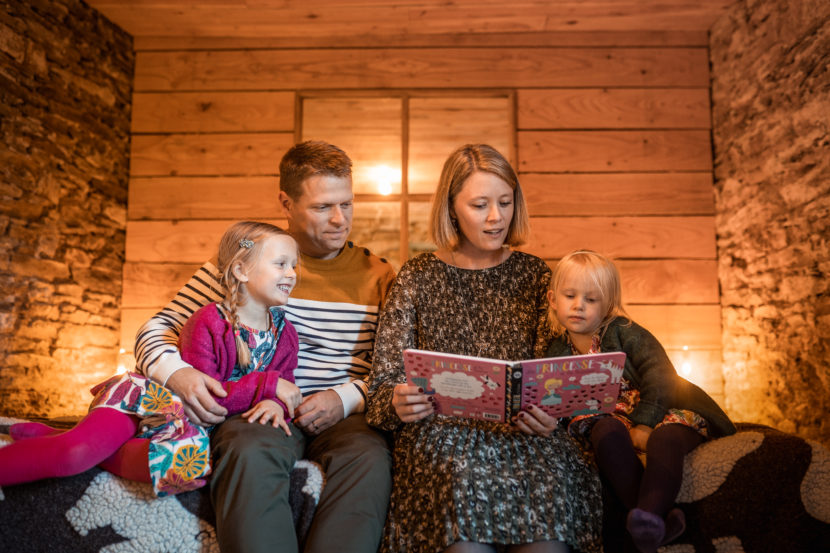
xmin=238 ymin=234 xmax=298 ymax=309
xmin=451 ymin=171 xmax=514 ymax=257
xmin=549 ymin=269 xmax=606 ymax=340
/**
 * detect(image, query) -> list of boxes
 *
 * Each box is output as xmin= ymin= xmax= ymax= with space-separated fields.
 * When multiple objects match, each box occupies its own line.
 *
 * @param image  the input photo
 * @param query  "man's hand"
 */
xmin=165 ymin=367 xmax=228 ymax=426
xmin=294 ymin=389 xmax=344 ymax=436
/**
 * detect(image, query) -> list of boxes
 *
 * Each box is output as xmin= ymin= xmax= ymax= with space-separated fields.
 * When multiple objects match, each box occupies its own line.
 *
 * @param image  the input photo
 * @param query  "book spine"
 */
xmin=507 ymin=363 xmax=523 ymax=419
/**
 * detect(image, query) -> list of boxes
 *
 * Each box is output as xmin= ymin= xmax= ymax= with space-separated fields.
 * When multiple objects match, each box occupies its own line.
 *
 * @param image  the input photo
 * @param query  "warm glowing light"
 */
xmin=681 ymin=361 xmax=693 ymax=376
xmin=367 ymin=165 xmax=400 ymax=196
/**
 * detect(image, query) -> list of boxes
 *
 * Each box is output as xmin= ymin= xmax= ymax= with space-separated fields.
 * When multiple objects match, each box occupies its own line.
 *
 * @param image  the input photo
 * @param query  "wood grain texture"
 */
xmin=126 ymin=219 xmax=287 ymax=263
xmin=517 ymin=88 xmax=710 ymax=129
xmin=133 ymin=30 xmax=711 ymax=51
xmin=518 ymin=130 xmax=712 ymax=172
xmin=122 ymin=262 xmax=203 ymax=308
xmin=134 ymin=47 xmax=709 ymax=91
xmin=130 ymin=133 xmax=294 ymax=176
xmin=523 ymin=216 xmax=716 ymax=259
xmin=87 ymin=0 xmax=733 ymax=38
xmin=627 ymin=304 xmax=722 ymax=348
xmin=521 ymin=172 xmax=714 ymax=216
xmin=131 ymin=91 xmax=295 ymax=133
xmin=129 ymin=176 xmax=282 ymax=220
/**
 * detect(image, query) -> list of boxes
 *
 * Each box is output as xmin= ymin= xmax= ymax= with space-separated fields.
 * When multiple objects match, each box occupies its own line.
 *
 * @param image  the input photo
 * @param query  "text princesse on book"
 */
xmin=404 ymin=349 xmax=626 ymax=423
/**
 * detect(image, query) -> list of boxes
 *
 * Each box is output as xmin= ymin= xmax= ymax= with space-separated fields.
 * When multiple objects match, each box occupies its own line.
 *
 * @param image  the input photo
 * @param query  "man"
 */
xmin=134 ymin=141 xmax=396 ymax=553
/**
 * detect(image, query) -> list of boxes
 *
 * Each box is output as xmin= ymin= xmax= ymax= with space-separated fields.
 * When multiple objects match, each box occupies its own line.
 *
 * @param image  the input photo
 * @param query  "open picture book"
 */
xmin=404 ymin=348 xmax=626 ymax=423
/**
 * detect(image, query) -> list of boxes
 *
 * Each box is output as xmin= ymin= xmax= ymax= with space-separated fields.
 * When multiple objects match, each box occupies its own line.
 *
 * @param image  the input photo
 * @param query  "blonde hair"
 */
xmin=217 ymin=221 xmax=297 ymax=368
xmin=429 ymin=144 xmax=530 ymax=250
xmin=548 ymin=250 xmax=629 ymax=337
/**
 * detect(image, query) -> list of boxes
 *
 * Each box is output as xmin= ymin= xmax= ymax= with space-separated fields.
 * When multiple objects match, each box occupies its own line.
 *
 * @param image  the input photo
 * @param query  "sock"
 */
xmin=0 ymin=408 xmax=139 ymax=487
xmin=626 ymin=508 xmax=664 ymax=553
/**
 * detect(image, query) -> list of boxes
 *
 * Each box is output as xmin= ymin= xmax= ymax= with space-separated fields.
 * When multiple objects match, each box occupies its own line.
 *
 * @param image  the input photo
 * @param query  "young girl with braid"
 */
xmin=0 ymin=221 xmax=301 ymax=497
xmin=545 ymin=250 xmax=735 ymax=553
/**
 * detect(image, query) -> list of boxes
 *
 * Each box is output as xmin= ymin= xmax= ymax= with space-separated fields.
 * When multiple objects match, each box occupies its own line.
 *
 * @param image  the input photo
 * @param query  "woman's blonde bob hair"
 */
xmin=548 ymin=250 xmax=630 ymax=337
xmin=429 ymin=144 xmax=530 ymax=250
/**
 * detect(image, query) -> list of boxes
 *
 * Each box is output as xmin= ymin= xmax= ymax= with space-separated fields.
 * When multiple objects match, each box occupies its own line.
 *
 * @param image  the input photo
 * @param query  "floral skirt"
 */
xmin=383 ymin=415 xmax=603 ymax=553
xmin=89 ymin=372 xmax=211 ymax=497
xmin=569 ymin=379 xmax=710 ymax=449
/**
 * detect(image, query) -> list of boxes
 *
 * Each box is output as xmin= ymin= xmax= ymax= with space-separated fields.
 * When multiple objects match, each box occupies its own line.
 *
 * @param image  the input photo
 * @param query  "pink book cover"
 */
xmin=515 ymin=352 xmax=626 ymax=418
xmin=404 ymin=349 xmax=626 ymax=422
xmin=404 ymin=349 xmax=511 ymax=422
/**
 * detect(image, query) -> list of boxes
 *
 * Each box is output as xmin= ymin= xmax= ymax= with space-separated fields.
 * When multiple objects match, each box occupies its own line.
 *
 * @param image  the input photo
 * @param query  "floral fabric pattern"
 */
xmin=367 ymin=252 xmax=603 ymax=553
xmin=89 ymin=372 xmax=211 ymax=497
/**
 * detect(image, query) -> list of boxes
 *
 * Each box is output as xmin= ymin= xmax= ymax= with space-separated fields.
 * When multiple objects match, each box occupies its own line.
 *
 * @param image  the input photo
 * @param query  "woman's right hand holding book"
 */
xmin=392 ymin=384 xmax=435 ymax=423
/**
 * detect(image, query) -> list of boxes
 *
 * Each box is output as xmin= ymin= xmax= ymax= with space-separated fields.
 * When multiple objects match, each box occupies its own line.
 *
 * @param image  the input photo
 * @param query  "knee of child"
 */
xmin=57 ymin=440 xmax=100 ymax=477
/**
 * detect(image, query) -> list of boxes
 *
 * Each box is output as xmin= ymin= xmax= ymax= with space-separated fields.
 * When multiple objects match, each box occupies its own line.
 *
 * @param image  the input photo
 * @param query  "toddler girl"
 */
xmin=0 ymin=221 xmax=301 ymax=497
xmin=545 ymin=250 xmax=735 ymax=553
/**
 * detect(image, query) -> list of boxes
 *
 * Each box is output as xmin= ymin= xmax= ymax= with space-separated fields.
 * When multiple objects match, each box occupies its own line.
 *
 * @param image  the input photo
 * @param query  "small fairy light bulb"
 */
xmin=116 ymin=348 xmax=128 ymax=375
xmin=680 ymin=345 xmax=692 ymax=377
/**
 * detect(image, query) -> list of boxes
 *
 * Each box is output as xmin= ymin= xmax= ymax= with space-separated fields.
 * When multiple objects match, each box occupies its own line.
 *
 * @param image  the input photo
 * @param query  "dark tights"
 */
xmin=590 ymin=416 xmax=704 ymax=517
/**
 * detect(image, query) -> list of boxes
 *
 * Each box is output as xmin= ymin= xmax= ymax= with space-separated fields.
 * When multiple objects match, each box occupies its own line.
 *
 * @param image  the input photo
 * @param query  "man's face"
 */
xmin=280 ymin=174 xmax=354 ymax=260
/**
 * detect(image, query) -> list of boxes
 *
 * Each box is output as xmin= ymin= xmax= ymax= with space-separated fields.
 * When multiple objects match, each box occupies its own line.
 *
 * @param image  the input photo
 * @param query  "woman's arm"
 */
xmin=366 ymin=268 xmax=425 ymax=431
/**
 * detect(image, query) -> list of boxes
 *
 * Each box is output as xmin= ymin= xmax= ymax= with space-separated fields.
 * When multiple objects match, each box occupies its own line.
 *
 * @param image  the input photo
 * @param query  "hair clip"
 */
xmin=239 ymin=238 xmax=254 ymax=249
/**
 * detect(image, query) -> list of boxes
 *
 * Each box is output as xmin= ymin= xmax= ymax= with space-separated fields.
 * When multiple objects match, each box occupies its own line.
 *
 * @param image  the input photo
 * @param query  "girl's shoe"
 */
xmin=626 ymin=508 xmax=665 ymax=553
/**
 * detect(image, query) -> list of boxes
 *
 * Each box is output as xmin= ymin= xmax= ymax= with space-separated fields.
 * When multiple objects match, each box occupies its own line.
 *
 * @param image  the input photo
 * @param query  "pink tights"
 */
xmin=0 ymin=407 xmax=151 ymax=487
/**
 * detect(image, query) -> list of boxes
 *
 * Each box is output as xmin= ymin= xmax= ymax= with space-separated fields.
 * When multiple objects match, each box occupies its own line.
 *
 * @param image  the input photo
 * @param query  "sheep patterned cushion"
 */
xmin=0 ymin=418 xmax=325 ymax=553
xmin=602 ymin=423 xmax=830 ymax=552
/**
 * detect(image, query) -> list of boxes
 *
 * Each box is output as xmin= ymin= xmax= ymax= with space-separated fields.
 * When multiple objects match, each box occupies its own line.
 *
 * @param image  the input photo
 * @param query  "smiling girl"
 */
xmin=0 ymin=221 xmax=301 ymax=497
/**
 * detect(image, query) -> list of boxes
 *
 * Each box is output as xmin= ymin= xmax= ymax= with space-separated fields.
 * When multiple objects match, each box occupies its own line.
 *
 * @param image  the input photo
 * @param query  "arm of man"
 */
xmin=134 ymin=261 xmax=228 ymax=425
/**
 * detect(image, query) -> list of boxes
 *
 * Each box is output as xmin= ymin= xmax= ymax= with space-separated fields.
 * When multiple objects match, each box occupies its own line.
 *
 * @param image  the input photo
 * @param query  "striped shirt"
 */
xmin=134 ymin=242 xmax=396 ymax=416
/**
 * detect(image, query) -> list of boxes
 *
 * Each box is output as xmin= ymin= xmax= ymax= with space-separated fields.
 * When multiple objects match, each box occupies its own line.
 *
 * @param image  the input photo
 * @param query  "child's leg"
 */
xmin=0 ymin=407 xmax=139 ymax=486
xmin=590 ymin=416 xmax=643 ymax=510
xmin=637 ymin=423 xmax=704 ymax=517
xmin=9 ymin=421 xmax=62 ymax=440
xmin=98 ymin=437 xmax=151 ymax=483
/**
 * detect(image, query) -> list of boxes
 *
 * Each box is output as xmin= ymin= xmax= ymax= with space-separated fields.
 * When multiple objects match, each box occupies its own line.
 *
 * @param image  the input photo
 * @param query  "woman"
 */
xmin=367 ymin=144 xmax=603 ymax=553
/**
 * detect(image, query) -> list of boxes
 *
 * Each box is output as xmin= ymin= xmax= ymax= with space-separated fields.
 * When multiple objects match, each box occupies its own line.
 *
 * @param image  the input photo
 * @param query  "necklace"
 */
xmin=449 ymin=249 xmax=509 ymax=358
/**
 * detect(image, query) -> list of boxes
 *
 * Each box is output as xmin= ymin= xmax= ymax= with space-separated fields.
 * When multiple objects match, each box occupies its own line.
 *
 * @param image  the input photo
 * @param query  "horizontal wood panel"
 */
xmin=132 ymin=91 xmax=295 ymax=133
xmin=130 ymin=133 xmax=294 ymax=176
xmin=129 ymin=177 xmax=282 ymax=220
xmin=518 ymin=130 xmax=712 ymax=172
xmin=523 ymin=216 xmax=716 ymax=259
xmin=122 ymin=262 xmax=202 ymax=308
xmin=120 ymin=305 xmax=722 ymax=354
xmin=626 ymin=304 xmax=722 ymax=349
xmin=517 ymin=88 xmax=710 ymax=129
xmin=521 ymin=173 xmax=714 ymax=216
xmin=134 ymin=30 xmax=711 ymax=51
xmin=134 ymin=47 xmax=709 ymax=91
xmin=126 ymin=219 xmax=288 ymax=263
xmin=543 ymin=259 xmax=718 ymax=304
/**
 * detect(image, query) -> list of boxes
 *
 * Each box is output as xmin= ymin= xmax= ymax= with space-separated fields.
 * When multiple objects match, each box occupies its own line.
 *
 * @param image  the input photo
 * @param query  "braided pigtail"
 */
xmin=217 ymin=220 xmax=295 ymax=370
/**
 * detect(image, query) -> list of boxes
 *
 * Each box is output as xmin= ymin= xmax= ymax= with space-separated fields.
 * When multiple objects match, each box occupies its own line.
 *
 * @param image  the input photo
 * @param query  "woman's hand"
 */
xmin=276 ymin=378 xmax=302 ymax=418
xmin=244 ymin=399 xmax=291 ymax=436
xmin=629 ymin=424 xmax=652 ymax=453
xmin=514 ymin=404 xmax=559 ymax=437
xmin=391 ymin=384 xmax=434 ymax=423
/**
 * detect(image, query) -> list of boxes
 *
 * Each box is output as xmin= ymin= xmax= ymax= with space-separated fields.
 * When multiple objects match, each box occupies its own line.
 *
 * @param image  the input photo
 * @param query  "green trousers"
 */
xmin=210 ymin=414 xmax=391 ymax=553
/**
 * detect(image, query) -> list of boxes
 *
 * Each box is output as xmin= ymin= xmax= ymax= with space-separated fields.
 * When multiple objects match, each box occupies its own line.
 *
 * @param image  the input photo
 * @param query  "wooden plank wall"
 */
xmin=125 ymin=32 xmax=722 ymax=399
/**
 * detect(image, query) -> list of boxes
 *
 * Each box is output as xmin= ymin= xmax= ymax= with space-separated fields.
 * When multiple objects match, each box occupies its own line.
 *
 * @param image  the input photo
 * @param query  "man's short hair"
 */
xmin=279 ymin=140 xmax=353 ymax=200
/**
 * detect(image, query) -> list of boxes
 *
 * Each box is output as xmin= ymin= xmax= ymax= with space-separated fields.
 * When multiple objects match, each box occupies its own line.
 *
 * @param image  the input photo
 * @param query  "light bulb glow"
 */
xmin=367 ymin=165 xmax=400 ymax=196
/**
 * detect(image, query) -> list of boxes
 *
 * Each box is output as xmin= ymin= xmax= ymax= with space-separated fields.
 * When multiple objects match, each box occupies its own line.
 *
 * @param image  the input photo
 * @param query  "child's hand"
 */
xmin=276 ymin=378 xmax=302 ymax=418
xmin=244 ymin=399 xmax=291 ymax=436
xmin=629 ymin=424 xmax=652 ymax=453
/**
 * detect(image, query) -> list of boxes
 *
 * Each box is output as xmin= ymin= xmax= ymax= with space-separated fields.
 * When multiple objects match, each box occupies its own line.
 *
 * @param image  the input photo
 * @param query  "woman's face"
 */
xmin=451 ymin=171 xmax=514 ymax=256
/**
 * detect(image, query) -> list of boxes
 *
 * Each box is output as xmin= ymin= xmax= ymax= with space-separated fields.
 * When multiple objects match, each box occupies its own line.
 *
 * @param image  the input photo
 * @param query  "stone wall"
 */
xmin=0 ymin=0 xmax=133 ymax=417
xmin=710 ymin=0 xmax=830 ymax=444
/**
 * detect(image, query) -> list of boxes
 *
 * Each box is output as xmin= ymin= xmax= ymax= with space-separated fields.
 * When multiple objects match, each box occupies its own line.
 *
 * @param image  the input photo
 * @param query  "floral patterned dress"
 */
xmin=89 ymin=306 xmax=288 ymax=497
xmin=367 ymin=252 xmax=603 ymax=553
